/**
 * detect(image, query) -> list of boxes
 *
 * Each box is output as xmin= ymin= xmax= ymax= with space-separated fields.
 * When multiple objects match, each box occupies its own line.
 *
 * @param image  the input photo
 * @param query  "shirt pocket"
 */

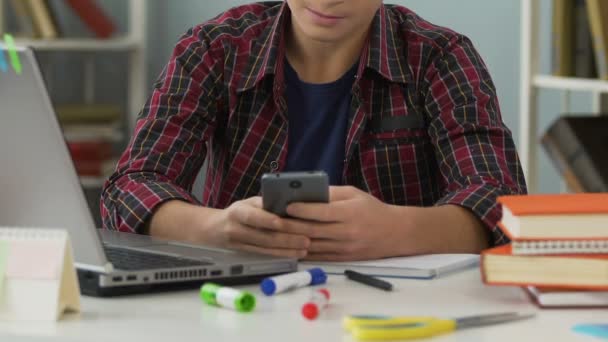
xmin=358 ymin=128 xmax=438 ymax=206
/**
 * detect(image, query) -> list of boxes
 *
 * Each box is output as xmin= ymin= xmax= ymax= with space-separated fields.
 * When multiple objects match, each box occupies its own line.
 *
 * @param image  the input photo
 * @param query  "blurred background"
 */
xmin=1 ymin=0 xmax=605 ymax=225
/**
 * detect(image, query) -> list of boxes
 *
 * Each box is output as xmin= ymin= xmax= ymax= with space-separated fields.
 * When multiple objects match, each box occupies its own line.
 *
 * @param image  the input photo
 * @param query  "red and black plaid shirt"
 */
xmin=101 ymin=2 xmax=526 ymax=245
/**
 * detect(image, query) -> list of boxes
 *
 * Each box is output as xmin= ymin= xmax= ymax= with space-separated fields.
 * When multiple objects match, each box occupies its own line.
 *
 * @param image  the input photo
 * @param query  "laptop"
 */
xmin=0 ymin=45 xmax=297 ymax=297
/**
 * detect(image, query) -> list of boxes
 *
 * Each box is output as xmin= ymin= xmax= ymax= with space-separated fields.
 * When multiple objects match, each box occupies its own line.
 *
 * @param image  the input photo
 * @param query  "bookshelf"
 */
xmin=3 ymin=0 xmax=147 ymax=227
xmin=12 ymin=36 xmax=139 ymax=51
xmin=1 ymin=0 xmax=147 ymax=190
xmin=520 ymin=0 xmax=608 ymax=193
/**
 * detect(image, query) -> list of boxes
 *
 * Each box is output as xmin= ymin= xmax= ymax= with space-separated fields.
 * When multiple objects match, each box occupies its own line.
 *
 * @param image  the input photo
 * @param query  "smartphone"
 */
xmin=261 ymin=171 xmax=329 ymax=217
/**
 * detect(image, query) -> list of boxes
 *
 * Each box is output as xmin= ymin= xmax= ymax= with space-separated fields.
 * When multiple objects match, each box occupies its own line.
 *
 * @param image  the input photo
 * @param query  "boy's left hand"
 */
xmin=284 ymin=186 xmax=412 ymax=261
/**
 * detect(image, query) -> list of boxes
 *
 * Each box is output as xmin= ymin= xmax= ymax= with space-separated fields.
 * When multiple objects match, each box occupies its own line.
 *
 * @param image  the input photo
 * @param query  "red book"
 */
xmin=67 ymin=141 xmax=113 ymax=162
xmin=64 ymin=0 xmax=116 ymax=38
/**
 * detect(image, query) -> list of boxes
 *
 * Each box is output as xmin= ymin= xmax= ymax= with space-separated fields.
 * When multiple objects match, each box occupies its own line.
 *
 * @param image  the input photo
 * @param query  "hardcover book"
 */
xmin=542 ymin=116 xmax=608 ymax=193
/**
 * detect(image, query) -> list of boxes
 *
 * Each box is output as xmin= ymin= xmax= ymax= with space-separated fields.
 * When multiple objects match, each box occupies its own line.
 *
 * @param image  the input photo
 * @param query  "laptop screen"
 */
xmin=0 ymin=46 xmax=109 ymax=272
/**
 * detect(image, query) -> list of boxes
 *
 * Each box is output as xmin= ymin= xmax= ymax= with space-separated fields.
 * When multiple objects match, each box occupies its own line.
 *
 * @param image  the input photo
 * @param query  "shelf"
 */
xmin=63 ymin=131 xmax=126 ymax=143
xmin=80 ymin=176 xmax=106 ymax=188
xmin=14 ymin=37 xmax=140 ymax=51
xmin=534 ymin=75 xmax=608 ymax=93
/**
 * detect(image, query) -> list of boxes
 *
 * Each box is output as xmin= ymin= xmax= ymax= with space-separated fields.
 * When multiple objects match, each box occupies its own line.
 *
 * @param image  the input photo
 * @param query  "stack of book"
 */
xmin=481 ymin=193 xmax=608 ymax=308
xmin=7 ymin=0 xmax=116 ymax=39
xmin=58 ymin=104 xmax=122 ymax=180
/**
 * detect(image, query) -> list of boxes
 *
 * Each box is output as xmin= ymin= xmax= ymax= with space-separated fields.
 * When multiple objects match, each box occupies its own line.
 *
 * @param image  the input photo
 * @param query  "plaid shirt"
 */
xmin=101 ymin=2 xmax=526 ymax=245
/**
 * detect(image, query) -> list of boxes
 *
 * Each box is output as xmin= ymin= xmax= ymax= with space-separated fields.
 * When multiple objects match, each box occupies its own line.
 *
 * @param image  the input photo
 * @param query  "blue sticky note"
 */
xmin=3 ymin=34 xmax=21 ymax=74
xmin=0 ymin=48 xmax=8 ymax=73
xmin=573 ymin=324 xmax=608 ymax=340
xmin=0 ymin=241 xmax=8 ymax=297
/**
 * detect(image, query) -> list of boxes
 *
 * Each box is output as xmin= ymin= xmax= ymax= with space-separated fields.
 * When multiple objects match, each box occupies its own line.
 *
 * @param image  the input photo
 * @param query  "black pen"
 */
xmin=344 ymin=269 xmax=393 ymax=291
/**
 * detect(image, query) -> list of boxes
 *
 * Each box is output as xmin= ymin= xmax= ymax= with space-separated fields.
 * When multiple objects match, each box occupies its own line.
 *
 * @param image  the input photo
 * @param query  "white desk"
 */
xmin=0 ymin=269 xmax=605 ymax=342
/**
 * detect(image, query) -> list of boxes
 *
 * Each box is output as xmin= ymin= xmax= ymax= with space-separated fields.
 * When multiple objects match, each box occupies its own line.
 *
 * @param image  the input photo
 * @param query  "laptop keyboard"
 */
xmin=104 ymin=246 xmax=212 ymax=271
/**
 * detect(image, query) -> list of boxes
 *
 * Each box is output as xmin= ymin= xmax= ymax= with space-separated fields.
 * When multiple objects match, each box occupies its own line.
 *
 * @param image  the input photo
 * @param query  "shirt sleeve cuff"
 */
xmin=435 ymin=183 xmax=519 ymax=246
xmin=102 ymin=175 xmax=200 ymax=234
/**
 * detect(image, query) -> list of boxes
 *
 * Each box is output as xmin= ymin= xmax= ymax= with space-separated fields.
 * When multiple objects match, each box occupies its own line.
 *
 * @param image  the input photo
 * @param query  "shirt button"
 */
xmin=270 ymin=161 xmax=279 ymax=171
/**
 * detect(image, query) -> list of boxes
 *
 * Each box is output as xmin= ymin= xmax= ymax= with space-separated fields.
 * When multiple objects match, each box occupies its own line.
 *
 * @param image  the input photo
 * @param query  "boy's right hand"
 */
xmin=149 ymin=198 xmax=310 ymax=259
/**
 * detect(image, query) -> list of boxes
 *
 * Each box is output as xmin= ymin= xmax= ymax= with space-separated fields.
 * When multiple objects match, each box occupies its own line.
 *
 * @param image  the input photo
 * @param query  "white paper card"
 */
xmin=0 ymin=228 xmax=81 ymax=321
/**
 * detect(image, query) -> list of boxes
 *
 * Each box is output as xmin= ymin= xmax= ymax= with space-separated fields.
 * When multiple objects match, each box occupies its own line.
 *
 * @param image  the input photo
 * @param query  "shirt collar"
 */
xmin=236 ymin=3 xmax=410 ymax=93
xmin=360 ymin=5 xmax=411 ymax=84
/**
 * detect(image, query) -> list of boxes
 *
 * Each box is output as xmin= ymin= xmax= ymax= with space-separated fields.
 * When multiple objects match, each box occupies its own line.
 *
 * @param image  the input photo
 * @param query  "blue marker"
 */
xmin=261 ymin=268 xmax=327 ymax=296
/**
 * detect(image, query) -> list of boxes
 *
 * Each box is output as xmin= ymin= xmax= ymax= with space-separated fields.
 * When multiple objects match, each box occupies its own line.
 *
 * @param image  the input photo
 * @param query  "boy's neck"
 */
xmin=284 ymin=20 xmax=369 ymax=84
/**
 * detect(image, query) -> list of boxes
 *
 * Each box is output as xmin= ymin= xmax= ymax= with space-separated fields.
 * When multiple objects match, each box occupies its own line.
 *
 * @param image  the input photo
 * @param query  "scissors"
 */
xmin=343 ymin=312 xmax=536 ymax=341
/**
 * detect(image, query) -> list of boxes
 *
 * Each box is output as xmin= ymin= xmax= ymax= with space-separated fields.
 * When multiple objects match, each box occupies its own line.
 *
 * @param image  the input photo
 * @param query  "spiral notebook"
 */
xmin=498 ymin=223 xmax=608 ymax=255
xmin=512 ymin=239 xmax=608 ymax=255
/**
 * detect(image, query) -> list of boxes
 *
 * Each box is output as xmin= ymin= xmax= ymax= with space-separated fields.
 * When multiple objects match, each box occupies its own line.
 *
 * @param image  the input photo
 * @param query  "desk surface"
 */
xmin=0 ymin=269 xmax=605 ymax=342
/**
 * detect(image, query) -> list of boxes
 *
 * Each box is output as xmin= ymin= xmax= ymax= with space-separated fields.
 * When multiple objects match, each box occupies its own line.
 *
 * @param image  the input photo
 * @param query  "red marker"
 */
xmin=301 ymin=289 xmax=330 ymax=320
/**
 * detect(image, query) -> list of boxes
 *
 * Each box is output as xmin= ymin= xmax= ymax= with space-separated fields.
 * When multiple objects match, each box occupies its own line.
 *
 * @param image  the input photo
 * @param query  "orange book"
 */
xmin=498 ymin=194 xmax=608 ymax=239
xmin=481 ymin=245 xmax=608 ymax=290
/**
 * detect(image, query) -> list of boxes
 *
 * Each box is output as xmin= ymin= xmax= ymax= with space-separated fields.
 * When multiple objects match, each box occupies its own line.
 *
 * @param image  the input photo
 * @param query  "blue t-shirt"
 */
xmin=283 ymin=61 xmax=357 ymax=185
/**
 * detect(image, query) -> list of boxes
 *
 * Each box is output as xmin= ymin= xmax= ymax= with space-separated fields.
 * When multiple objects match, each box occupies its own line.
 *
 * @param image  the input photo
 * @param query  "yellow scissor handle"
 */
xmin=350 ymin=318 xmax=457 ymax=341
xmin=344 ymin=316 xmax=437 ymax=332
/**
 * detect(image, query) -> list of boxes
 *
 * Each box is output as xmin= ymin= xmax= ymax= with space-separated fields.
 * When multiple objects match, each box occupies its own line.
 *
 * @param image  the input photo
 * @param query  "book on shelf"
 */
xmin=481 ymin=245 xmax=608 ymax=290
xmin=0 ymin=0 xmax=4 ymax=34
xmin=5 ymin=0 xmax=118 ymax=40
xmin=552 ymin=0 xmax=575 ymax=76
xmin=541 ymin=116 xmax=608 ymax=193
xmin=62 ymin=123 xmax=123 ymax=142
xmin=64 ymin=0 xmax=117 ymax=39
xmin=498 ymin=193 xmax=608 ymax=240
xmin=25 ymin=0 xmax=59 ymax=39
xmin=66 ymin=138 xmax=118 ymax=179
xmin=67 ymin=140 xmax=113 ymax=162
xmin=573 ymin=0 xmax=596 ymax=78
xmin=55 ymin=104 xmax=122 ymax=124
xmin=525 ymin=286 xmax=608 ymax=308
xmin=587 ymin=0 xmax=608 ymax=79
xmin=72 ymin=158 xmax=118 ymax=177
xmin=7 ymin=0 xmax=37 ymax=38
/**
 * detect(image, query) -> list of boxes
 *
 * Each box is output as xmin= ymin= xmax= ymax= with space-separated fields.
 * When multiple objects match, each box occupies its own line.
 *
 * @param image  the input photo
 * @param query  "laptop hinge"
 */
xmin=75 ymin=262 xmax=114 ymax=274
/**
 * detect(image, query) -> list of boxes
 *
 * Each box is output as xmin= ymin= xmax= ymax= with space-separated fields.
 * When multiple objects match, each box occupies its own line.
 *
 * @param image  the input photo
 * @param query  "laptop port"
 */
xmin=112 ymin=276 xmax=123 ymax=282
xmin=126 ymin=275 xmax=137 ymax=281
xmin=230 ymin=265 xmax=244 ymax=275
xmin=210 ymin=270 xmax=223 ymax=276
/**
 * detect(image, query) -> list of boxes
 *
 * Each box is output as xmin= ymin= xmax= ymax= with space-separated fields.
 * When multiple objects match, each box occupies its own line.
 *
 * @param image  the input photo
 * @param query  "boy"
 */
xmin=101 ymin=1 xmax=526 ymax=261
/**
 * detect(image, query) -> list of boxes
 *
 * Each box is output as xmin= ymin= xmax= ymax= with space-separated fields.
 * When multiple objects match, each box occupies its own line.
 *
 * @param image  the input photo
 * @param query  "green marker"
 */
xmin=200 ymin=283 xmax=256 ymax=313
xmin=3 ymin=34 xmax=22 ymax=75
